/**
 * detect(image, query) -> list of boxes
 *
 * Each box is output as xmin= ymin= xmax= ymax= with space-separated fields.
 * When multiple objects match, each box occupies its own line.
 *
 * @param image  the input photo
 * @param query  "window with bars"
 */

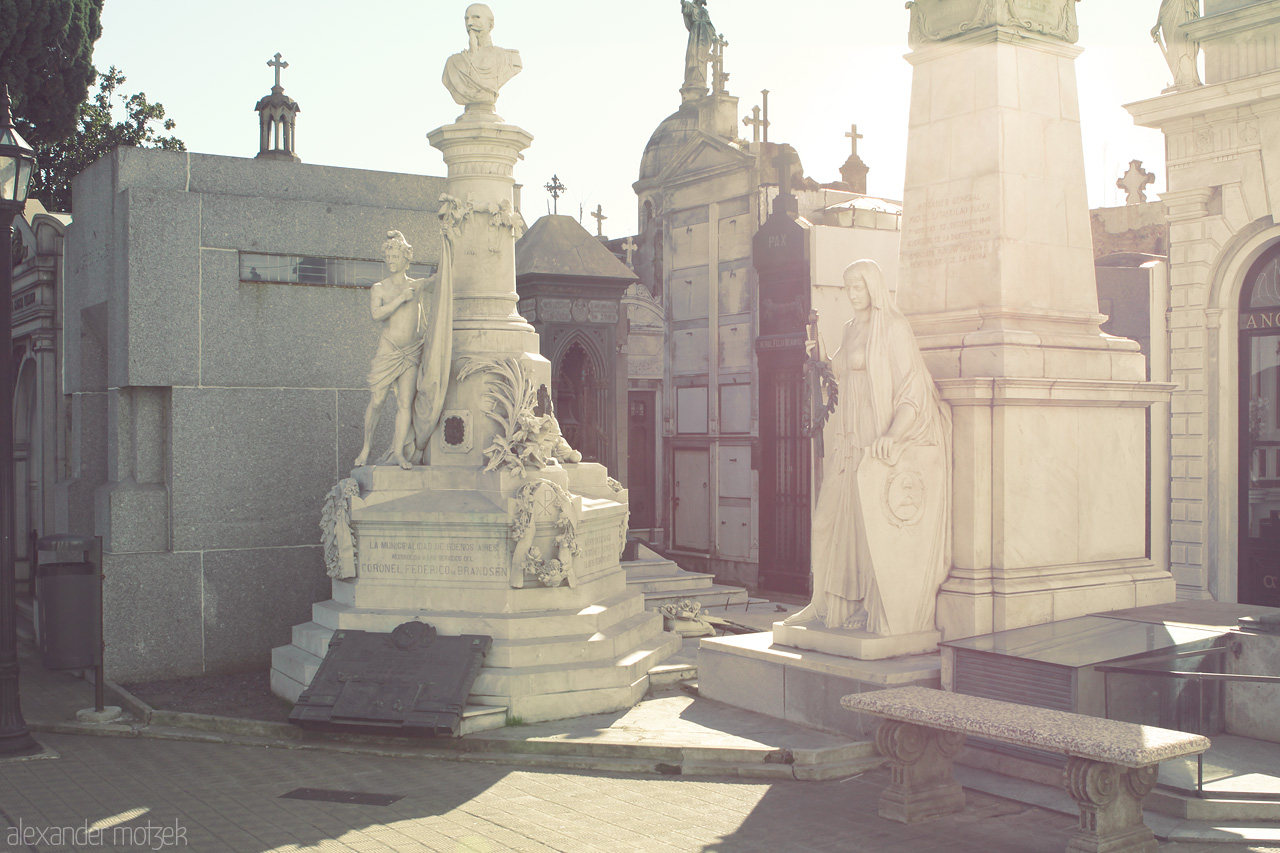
xmin=238 ymin=252 xmax=436 ymax=287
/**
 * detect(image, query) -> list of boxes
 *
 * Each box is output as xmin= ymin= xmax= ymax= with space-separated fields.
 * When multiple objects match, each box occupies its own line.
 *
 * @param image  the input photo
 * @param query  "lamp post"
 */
xmin=0 ymin=84 xmax=40 ymax=757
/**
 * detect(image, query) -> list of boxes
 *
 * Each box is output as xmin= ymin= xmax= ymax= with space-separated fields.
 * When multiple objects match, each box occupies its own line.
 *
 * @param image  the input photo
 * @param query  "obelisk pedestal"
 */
xmin=898 ymin=0 xmax=1175 ymax=639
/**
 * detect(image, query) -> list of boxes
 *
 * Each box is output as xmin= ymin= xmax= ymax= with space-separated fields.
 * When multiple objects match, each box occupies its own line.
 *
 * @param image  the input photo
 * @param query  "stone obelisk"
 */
xmin=897 ymin=0 xmax=1175 ymax=639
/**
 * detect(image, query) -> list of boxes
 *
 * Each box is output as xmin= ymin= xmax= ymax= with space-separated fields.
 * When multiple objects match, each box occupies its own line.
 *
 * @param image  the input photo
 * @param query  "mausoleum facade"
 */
xmin=1128 ymin=0 xmax=1280 ymax=610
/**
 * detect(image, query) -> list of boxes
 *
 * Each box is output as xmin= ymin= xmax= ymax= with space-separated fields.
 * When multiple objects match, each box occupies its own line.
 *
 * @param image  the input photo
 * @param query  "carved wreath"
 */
xmin=803 ymin=357 xmax=839 ymax=439
xmin=320 ymin=478 xmax=360 ymax=579
xmin=508 ymin=479 xmax=581 ymax=588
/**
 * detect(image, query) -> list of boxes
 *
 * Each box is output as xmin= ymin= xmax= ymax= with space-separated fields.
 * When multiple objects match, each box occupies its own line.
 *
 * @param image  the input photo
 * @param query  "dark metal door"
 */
xmin=627 ymin=392 xmax=656 ymax=529
xmin=759 ymin=354 xmax=811 ymax=594
xmin=1239 ymin=249 xmax=1280 ymax=607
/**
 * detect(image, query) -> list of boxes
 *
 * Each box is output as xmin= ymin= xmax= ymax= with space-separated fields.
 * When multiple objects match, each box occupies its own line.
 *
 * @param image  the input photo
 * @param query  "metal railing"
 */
xmin=1097 ymin=643 xmax=1280 ymax=799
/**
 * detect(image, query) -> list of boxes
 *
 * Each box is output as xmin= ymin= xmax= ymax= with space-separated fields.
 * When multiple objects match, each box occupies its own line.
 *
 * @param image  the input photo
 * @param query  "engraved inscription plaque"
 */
xmin=289 ymin=621 xmax=492 ymax=737
xmin=359 ymin=532 xmax=508 ymax=583
xmin=901 ymin=193 xmax=995 ymax=268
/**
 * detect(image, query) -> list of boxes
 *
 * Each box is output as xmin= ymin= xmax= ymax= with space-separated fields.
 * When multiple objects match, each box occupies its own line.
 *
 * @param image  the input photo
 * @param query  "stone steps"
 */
xmin=273 ymin=582 xmax=681 ymax=724
xmin=622 ymin=546 xmax=750 ymax=611
xmin=453 ymin=728 xmax=883 ymax=780
xmin=289 ymin=609 xmax=666 ymax=671
xmin=472 ymin=631 xmax=681 ymax=698
xmin=309 ymin=588 xmax=645 ymax=640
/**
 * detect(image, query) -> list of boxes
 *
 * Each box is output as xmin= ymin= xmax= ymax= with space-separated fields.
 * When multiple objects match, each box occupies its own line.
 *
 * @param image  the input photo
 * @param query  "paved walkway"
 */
xmin=4 ymin=732 xmax=1275 ymax=853
xmin=6 ymin=644 xmax=1277 ymax=852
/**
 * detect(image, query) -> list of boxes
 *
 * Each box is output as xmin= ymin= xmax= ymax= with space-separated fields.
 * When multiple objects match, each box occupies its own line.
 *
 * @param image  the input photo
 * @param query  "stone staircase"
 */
xmin=271 ymin=572 xmax=681 ymax=731
xmin=622 ymin=544 xmax=752 ymax=611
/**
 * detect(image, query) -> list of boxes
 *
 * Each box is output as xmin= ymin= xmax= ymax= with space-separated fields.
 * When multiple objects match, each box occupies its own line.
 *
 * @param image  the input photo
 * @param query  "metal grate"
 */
xmin=953 ymin=648 xmax=1075 ymax=768
xmin=952 ymin=649 xmax=1074 ymax=710
xmin=280 ymin=788 xmax=404 ymax=806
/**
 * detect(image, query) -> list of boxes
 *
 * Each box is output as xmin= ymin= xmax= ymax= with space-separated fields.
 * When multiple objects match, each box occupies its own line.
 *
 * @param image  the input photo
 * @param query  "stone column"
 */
xmin=874 ymin=720 xmax=967 ymax=823
xmin=897 ymin=0 xmax=1175 ymax=639
xmin=425 ymin=118 xmax=550 ymax=473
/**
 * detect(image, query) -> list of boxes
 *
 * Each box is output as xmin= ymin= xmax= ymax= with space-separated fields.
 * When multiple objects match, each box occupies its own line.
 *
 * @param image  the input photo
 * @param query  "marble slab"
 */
xmin=842 ymin=686 xmax=1210 ymax=768
xmin=773 ymin=621 xmax=941 ymax=660
xmin=939 ymin=615 xmax=1223 ymax=668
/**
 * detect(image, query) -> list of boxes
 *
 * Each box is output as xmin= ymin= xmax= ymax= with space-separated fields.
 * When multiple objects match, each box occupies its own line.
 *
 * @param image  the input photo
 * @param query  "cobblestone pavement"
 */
xmin=0 ymin=733 xmax=1275 ymax=853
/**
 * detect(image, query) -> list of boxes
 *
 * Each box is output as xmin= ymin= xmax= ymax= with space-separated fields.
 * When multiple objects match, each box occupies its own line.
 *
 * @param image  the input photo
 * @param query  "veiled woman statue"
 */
xmin=784 ymin=260 xmax=952 ymax=636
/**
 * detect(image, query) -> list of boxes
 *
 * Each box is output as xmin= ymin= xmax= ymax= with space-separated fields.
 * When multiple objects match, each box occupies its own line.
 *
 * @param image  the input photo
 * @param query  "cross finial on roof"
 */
xmin=1116 ymin=159 xmax=1156 ymax=204
xmin=845 ymin=124 xmax=864 ymax=158
xmin=544 ymin=174 xmax=566 ymax=214
xmin=621 ymin=236 xmax=638 ymax=268
xmin=711 ymin=34 xmax=729 ymax=95
xmin=760 ymin=89 xmax=770 ymax=143
xmin=268 ymin=53 xmax=289 ymax=90
xmin=776 ymin=144 xmax=798 ymax=198
xmin=591 ymin=204 xmax=607 ymax=237
xmin=743 ymin=105 xmax=765 ymax=143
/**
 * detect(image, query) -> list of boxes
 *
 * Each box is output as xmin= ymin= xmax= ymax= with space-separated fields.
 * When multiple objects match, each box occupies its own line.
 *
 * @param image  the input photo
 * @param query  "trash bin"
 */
xmin=35 ymin=534 xmax=97 ymax=671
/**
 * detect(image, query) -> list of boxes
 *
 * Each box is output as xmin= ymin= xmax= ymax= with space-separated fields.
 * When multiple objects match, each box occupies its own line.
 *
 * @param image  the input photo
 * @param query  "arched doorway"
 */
xmin=554 ymin=339 xmax=605 ymax=464
xmin=1238 ymin=243 xmax=1280 ymax=606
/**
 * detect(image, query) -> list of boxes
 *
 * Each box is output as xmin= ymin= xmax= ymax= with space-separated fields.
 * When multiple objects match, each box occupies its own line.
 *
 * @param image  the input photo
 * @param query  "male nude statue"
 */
xmin=354 ymin=230 xmax=422 ymax=470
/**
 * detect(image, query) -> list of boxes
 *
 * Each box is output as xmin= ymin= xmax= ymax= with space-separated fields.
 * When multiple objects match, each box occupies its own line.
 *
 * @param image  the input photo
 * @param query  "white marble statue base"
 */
xmin=772 ymin=620 xmax=942 ymax=660
xmin=698 ymin=632 xmax=941 ymax=739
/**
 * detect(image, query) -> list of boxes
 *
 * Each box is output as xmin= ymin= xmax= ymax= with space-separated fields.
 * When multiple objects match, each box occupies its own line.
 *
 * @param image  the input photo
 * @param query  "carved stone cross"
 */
xmin=1117 ymin=159 xmax=1156 ymax=204
xmin=743 ymin=106 xmax=765 ymax=143
xmin=621 ymin=236 xmax=638 ymax=268
xmin=268 ymin=52 xmax=289 ymax=89
xmin=776 ymin=144 xmax=798 ymax=198
xmin=712 ymin=34 xmax=729 ymax=94
xmin=760 ymin=88 xmax=771 ymax=143
xmin=845 ymin=124 xmax=864 ymax=158
xmin=591 ymin=204 xmax=607 ymax=237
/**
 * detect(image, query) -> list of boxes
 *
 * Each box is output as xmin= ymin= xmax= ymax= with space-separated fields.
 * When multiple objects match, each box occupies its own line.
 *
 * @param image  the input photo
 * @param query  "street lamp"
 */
xmin=0 ymin=84 xmax=40 ymax=757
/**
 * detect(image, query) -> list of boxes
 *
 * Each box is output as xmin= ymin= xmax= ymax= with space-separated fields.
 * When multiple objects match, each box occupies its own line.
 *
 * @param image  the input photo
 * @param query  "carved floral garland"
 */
xmin=320 ymin=478 xmax=360 ymax=579
xmin=508 ymin=479 xmax=581 ymax=588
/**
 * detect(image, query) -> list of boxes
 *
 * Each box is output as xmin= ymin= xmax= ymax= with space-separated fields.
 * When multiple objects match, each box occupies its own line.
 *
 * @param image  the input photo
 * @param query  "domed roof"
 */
xmin=638 ymin=104 xmax=700 ymax=184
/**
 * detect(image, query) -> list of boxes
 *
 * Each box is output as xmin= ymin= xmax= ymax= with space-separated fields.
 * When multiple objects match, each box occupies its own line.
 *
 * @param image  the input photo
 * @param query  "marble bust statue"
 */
xmin=442 ymin=3 xmax=523 ymax=112
xmin=783 ymin=260 xmax=953 ymax=637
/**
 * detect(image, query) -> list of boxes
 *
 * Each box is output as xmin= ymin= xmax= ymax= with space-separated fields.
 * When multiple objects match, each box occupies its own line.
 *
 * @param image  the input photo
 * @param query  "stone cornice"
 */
xmin=937 ymin=377 xmax=1176 ymax=407
xmin=1183 ymin=0 xmax=1280 ymax=43
xmin=1126 ymin=69 xmax=1280 ymax=128
xmin=905 ymin=0 xmax=1079 ymax=50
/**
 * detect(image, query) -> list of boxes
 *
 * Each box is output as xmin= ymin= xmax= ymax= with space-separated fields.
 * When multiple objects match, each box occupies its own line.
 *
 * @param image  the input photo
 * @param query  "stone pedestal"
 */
xmin=772 ymin=621 xmax=940 ymax=660
xmin=875 ymin=720 xmax=967 ymax=823
xmin=1063 ymin=758 xmax=1158 ymax=853
xmin=697 ymin=632 xmax=941 ymax=739
xmin=897 ymin=0 xmax=1175 ymax=641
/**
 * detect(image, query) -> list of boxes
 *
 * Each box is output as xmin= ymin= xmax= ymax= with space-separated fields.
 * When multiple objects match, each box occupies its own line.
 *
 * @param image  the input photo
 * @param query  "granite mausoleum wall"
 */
xmin=58 ymin=146 xmax=447 ymax=680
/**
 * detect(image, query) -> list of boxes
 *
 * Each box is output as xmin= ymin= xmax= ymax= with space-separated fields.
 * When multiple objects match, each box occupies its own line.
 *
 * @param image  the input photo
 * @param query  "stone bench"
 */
xmin=842 ymin=686 xmax=1210 ymax=853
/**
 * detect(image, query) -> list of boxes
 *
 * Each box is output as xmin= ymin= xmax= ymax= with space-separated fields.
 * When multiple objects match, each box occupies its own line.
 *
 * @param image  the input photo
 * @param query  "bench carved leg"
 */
xmin=874 ymin=720 xmax=966 ymax=823
xmin=1062 ymin=758 xmax=1158 ymax=853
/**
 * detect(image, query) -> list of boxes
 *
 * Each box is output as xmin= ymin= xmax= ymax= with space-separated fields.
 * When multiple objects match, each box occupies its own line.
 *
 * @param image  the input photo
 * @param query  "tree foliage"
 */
xmin=29 ymin=67 xmax=186 ymax=212
xmin=0 ymin=0 xmax=103 ymax=143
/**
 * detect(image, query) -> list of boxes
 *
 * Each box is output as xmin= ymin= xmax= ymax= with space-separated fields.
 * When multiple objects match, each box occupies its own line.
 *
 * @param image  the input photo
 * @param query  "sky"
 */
xmin=89 ymin=1 xmax=1176 ymax=238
